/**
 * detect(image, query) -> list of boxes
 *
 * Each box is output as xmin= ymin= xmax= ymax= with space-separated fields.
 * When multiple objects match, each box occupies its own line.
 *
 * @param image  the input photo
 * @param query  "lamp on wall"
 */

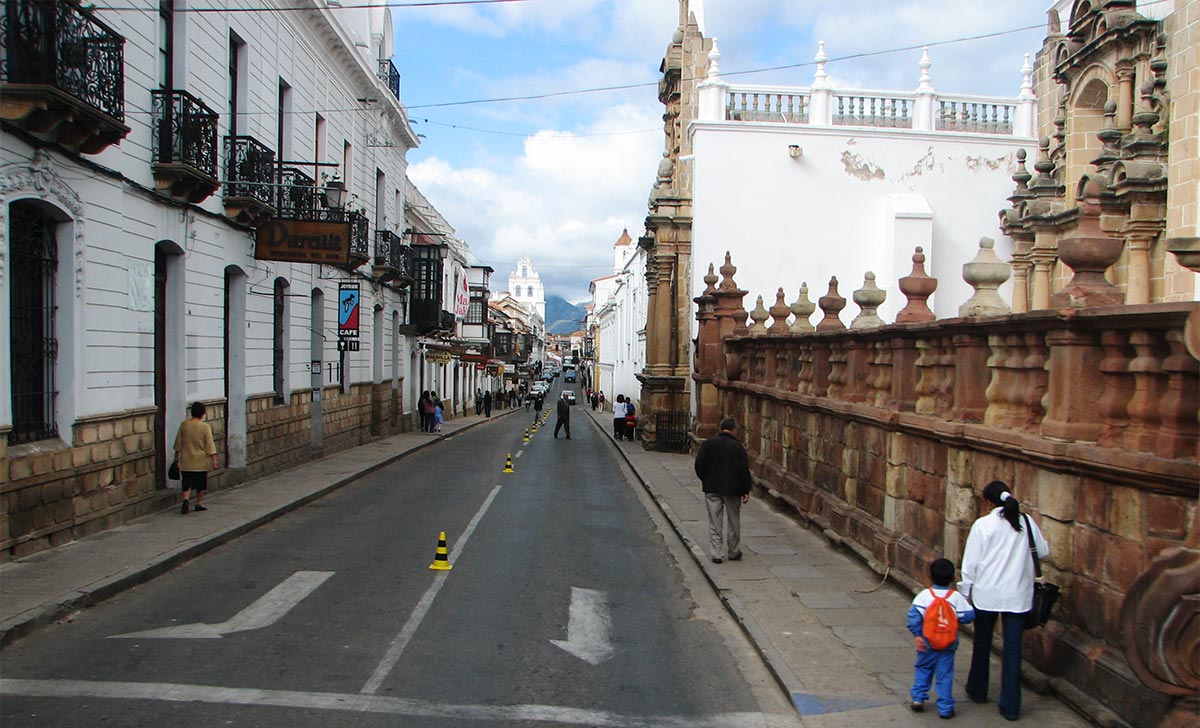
xmin=788 ymin=144 xmax=804 ymax=159
xmin=322 ymin=176 xmax=348 ymax=208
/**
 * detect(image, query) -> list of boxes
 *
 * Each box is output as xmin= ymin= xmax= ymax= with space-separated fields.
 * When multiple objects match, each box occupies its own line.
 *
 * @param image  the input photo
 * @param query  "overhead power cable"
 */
xmin=85 ymin=0 xmax=538 ymax=13
xmin=406 ymin=22 xmax=1047 ymax=110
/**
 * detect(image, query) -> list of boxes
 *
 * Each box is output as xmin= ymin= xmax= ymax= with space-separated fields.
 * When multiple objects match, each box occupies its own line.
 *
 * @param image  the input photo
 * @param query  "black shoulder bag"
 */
xmin=1023 ymin=513 xmax=1060 ymax=630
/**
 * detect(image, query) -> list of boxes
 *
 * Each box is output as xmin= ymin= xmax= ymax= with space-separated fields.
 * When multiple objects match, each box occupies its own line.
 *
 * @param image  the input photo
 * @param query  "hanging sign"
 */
xmin=454 ymin=264 xmax=470 ymax=320
xmin=338 ymin=283 xmax=360 ymax=339
xmin=255 ymin=220 xmax=351 ymax=265
xmin=425 ymin=350 xmax=453 ymax=365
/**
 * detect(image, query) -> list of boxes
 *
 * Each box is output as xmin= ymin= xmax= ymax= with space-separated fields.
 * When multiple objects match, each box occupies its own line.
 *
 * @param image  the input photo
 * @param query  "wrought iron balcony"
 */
xmin=1 ymin=0 xmax=130 ymax=153
xmin=151 ymin=89 xmax=219 ymax=202
xmin=378 ymin=59 xmax=400 ymax=102
xmin=270 ymin=166 xmax=369 ymax=269
xmin=373 ymin=230 xmax=412 ymax=284
xmin=223 ymin=135 xmax=276 ymax=225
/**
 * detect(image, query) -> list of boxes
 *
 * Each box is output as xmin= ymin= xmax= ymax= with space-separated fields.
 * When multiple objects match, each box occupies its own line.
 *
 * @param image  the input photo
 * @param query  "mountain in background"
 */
xmin=545 ymin=295 xmax=587 ymax=334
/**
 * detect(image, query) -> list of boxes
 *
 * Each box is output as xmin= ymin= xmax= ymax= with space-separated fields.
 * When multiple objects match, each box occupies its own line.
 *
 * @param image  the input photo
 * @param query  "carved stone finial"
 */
xmin=897 ymin=247 xmax=938 ymax=323
xmin=917 ymin=47 xmax=933 ymax=92
xmin=1096 ymin=101 xmax=1122 ymax=162
xmin=1010 ymin=148 xmax=1032 ymax=200
xmin=789 ymin=283 xmax=815 ymax=333
xmin=748 ymin=295 xmax=770 ymax=335
xmin=851 ymin=272 xmax=886 ymax=329
xmin=1019 ymin=54 xmax=1034 ymax=100
xmin=813 ymin=41 xmax=830 ymax=89
xmin=718 ymin=251 xmax=738 ymax=290
xmin=1031 ymin=138 xmax=1058 ymax=194
xmin=706 ymin=39 xmax=722 ymax=80
xmin=702 ymin=263 xmax=719 ymax=295
xmin=1051 ymin=197 xmax=1125 ymax=309
xmin=816 ymin=276 xmax=847 ymax=331
xmin=768 ymin=287 xmax=792 ymax=334
xmin=960 ymin=237 xmax=1012 ymax=317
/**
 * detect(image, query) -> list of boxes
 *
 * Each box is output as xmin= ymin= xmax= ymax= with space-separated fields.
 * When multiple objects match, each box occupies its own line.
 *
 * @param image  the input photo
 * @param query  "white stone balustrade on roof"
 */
xmin=698 ymin=43 xmax=1036 ymax=138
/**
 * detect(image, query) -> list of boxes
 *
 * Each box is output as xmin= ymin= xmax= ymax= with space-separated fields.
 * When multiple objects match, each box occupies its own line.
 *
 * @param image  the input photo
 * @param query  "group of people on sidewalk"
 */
xmin=694 ymin=418 xmax=1050 ymax=721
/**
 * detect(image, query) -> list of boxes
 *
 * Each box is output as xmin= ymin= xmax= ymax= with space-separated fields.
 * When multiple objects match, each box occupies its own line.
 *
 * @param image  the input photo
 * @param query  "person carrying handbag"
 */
xmin=959 ymin=480 xmax=1050 ymax=721
xmin=173 ymin=401 xmax=218 ymax=514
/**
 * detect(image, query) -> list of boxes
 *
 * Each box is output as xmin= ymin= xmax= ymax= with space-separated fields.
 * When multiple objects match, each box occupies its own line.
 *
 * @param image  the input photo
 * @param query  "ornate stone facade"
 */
xmin=694 ymin=249 xmax=1198 ymax=728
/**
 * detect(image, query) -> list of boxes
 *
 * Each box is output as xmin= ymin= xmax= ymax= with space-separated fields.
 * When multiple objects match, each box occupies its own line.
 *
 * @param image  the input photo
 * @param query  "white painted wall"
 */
xmin=0 ymin=0 xmax=451 ymax=446
xmin=690 ymin=124 xmax=1029 ymax=330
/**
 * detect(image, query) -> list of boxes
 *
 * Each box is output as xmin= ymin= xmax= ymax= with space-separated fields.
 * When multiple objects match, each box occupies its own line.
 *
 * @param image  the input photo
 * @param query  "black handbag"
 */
xmin=1023 ymin=514 xmax=1059 ymax=629
xmin=168 ymin=459 xmax=181 ymax=480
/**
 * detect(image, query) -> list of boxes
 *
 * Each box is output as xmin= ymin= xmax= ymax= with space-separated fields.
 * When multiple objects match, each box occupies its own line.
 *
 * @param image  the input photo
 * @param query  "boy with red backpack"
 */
xmin=908 ymin=558 xmax=975 ymax=718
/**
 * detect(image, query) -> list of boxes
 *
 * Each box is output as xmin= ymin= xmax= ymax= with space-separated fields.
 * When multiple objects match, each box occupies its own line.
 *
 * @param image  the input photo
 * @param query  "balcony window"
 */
xmin=377 ymin=59 xmax=400 ymax=101
xmin=222 ymin=135 xmax=275 ymax=225
xmin=1 ymin=0 xmax=129 ymax=152
xmin=151 ymin=89 xmax=219 ymax=201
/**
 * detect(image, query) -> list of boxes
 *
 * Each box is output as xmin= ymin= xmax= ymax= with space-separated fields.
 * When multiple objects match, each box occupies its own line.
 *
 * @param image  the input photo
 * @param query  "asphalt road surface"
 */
xmin=0 ymin=381 xmax=798 ymax=727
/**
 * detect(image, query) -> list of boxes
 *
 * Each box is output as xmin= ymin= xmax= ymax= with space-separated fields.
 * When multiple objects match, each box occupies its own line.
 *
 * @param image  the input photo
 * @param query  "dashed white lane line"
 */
xmin=0 ymin=679 xmax=797 ymax=728
xmin=360 ymin=483 xmax=503 ymax=695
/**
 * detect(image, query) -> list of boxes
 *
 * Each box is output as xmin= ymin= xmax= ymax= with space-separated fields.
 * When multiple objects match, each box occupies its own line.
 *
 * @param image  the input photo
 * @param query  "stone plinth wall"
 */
xmin=2 ymin=408 xmax=175 ymax=559
xmin=702 ymin=303 xmax=1198 ymax=727
xmin=3 ymin=385 xmax=417 ymax=562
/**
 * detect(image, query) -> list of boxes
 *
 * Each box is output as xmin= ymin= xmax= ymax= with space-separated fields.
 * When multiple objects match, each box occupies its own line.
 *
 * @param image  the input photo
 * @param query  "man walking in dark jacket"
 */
xmin=553 ymin=392 xmax=571 ymax=439
xmin=694 ymin=417 xmax=753 ymax=563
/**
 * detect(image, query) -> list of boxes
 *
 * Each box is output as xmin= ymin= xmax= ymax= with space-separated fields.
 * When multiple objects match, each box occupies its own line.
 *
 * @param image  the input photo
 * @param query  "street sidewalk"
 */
xmin=580 ymin=406 xmax=1091 ymax=727
xmin=2 ymin=402 xmax=1091 ymax=726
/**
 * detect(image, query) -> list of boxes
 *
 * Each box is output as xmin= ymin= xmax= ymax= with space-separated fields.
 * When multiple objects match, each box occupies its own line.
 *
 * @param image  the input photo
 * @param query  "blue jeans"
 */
xmin=966 ymin=609 xmax=1024 ymax=718
xmin=912 ymin=645 xmax=958 ymax=716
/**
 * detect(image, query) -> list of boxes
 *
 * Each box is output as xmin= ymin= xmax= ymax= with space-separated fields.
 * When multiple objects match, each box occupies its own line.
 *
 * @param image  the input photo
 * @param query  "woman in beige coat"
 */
xmin=174 ymin=401 xmax=217 ymax=514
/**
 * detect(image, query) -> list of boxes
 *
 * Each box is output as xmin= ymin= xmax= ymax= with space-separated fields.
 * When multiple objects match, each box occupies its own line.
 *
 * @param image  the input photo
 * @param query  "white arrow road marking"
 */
xmin=550 ymin=587 xmax=614 ymax=665
xmin=111 ymin=571 xmax=334 ymax=639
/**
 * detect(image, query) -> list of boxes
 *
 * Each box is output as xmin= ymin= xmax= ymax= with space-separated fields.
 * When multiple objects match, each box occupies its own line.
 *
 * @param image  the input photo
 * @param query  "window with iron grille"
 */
xmin=467 ymin=300 xmax=484 ymax=325
xmin=8 ymin=201 xmax=60 ymax=445
xmin=410 ymin=245 xmax=443 ymax=302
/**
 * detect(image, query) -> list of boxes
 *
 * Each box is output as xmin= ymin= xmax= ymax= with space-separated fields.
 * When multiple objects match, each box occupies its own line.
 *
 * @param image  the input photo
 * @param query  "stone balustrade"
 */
xmin=702 ymin=42 xmax=1035 ymax=137
xmin=692 ymin=249 xmax=1199 ymax=728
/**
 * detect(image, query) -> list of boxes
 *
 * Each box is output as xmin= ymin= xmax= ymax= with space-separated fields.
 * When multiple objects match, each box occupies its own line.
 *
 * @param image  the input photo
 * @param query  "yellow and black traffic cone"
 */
xmin=429 ymin=531 xmax=453 ymax=571
xmin=523 ymin=429 xmax=530 ymax=443
xmin=503 ymin=453 xmax=514 ymax=473
xmin=531 ymin=422 xmax=539 ymax=433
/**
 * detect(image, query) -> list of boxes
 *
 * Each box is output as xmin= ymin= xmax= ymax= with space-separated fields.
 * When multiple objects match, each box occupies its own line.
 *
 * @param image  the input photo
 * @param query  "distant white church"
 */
xmin=495 ymin=256 xmax=546 ymax=321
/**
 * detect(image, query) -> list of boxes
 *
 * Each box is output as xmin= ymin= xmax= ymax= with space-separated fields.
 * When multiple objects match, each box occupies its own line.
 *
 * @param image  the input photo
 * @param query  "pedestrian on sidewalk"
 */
xmin=908 ymin=557 xmax=976 ymax=718
xmin=693 ymin=417 xmax=752 ymax=563
xmin=475 ymin=388 xmax=483 ymax=416
xmin=612 ymin=395 xmax=627 ymax=440
xmin=961 ymin=480 xmax=1049 ymax=721
xmin=483 ymin=389 xmax=493 ymax=417
xmin=590 ymin=390 xmax=599 ymax=410
xmin=598 ymin=391 xmax=605 ymax=411
xmin=554 ymin=392 xmax=571 ymax=439
xmin=174 ymin=401 xmax=218 ymax=514
xmin=623 ymin=398 xmax=637 ymax=441
xmin=432 ymin=391 xmax=444 ymax=432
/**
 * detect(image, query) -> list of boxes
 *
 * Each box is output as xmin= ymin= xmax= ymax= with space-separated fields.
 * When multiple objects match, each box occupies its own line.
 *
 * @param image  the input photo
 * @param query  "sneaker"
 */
xmin=728 ymin=551 xmax=743 ymax=561
xmin=711 ymin=556 xmax=723 ymax=564
xmin=180 ymin=500 xmax=189 ymax=515
xmin=194 ymin=505 xmax=207 ymax=512
xmin=939 ymin=709 xmax=955 ymax=719
xmin=910 ymin=702 xmax=924 ymax=712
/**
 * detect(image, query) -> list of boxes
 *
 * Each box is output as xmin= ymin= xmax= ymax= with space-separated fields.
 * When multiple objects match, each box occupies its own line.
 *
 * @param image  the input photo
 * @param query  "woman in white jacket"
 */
xmin=960 ymin=480 xmax=1049 ymax=721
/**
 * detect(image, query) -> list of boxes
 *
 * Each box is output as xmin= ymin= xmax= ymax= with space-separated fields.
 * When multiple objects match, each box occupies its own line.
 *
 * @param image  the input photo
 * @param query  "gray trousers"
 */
xmin=705 ymin=493 xmax=742 ymax=559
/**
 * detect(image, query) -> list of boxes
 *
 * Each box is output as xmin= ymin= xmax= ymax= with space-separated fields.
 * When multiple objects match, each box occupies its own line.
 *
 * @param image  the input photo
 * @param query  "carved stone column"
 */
xmin=1126 ymin=234 xmax=1153 ymax=305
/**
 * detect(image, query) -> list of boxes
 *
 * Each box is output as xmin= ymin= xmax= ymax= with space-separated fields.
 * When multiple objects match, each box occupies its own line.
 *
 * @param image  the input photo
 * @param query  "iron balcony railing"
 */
xmin=224 ymin=135 xmax=276 ymax=206
xmin=151 ymin=89 xmax=218 ymax=177
xmin=274 ymin=166 xmax=369 ymax=265
xmin=378 ymin=59 xmax=400 ymax=101
xmin=1 ymin=0 xmax=126 ymax=120
xmin=375 ymin=230 xmax=409 ymax=274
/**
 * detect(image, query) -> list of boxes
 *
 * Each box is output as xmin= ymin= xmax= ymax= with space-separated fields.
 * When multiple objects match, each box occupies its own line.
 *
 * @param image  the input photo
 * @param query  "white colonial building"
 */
xmin=497 ymin=255 xmax=546 ymax=322
xmin=0 ymin=0 xmax=485 ymax=557
xmin=689 ymin=41 xmax=1037 ymax=328
xmin=590 ymin=229 xmax=648 ymax=405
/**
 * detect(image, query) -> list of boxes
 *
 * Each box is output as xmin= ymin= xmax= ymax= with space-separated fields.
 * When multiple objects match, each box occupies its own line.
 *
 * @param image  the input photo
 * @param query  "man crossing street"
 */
xmin=554 ymin=392 xmax=571 ymax=439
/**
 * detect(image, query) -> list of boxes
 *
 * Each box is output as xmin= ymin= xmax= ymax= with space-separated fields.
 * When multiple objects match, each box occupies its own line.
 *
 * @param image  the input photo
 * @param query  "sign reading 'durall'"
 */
xmin=255 ymin=219 xmax=351 ymax=265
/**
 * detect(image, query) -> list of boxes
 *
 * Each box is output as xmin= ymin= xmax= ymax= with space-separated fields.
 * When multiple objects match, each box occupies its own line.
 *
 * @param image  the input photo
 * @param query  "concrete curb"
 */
xmin=0 ymin=412 xmax=513 ymax=649
xmin=581 ymin=411 xmax=808 ymax=713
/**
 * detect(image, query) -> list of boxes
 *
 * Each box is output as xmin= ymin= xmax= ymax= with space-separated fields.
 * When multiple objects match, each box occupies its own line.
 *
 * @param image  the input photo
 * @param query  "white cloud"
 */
xmin=408 ymin=103 xmax=661 ymax=301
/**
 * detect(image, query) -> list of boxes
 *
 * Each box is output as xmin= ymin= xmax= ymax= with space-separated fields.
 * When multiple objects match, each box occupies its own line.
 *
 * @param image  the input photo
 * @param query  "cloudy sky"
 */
xmin=393 ymin=0 xmax=1054 ymax=303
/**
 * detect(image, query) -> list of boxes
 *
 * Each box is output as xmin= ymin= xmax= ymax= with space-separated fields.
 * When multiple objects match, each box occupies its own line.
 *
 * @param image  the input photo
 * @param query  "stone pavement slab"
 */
xmin=584 ymin=408 xmax=1092 ymax=727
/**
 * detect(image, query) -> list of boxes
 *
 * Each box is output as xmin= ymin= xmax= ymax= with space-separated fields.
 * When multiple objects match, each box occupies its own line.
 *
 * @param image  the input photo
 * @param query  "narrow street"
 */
xmin=0 ymin=384 xmax=797 ymax=727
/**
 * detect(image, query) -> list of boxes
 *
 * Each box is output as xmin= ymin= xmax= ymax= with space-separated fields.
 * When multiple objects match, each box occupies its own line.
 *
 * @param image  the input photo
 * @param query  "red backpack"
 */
xmin=922 ymin=589 xmax=959 ymax=650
